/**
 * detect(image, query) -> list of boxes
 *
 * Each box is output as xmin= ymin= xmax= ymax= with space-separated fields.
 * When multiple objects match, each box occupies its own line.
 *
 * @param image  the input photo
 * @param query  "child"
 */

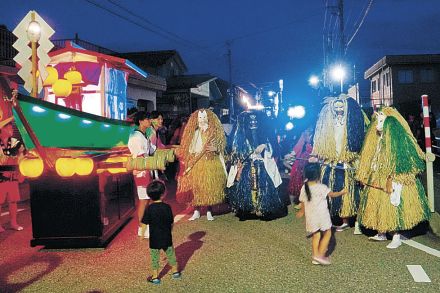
xmin=0 ymin=117 xmax=24 ymax=232
xmin=142 ymin=180 xmax=181 ymax=284
xmin=296 ymin=163 xmax=346 ymax=265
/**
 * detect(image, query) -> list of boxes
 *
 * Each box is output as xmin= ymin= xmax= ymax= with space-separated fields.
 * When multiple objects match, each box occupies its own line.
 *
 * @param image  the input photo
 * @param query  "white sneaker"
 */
xmin=386 ymin=234 xmax=401 ymax=249
xmin=207 ymin=211 xmax=214 ymax=221
xmin=353 ymin=222 xmax=362 ymax=235
xmin=336 ymin=223 xmax=349 ymax=232
xmin=189 ymin=210 xmax=200 ymax=221
xmin=369 ymin=234 xmax=387 ymax=241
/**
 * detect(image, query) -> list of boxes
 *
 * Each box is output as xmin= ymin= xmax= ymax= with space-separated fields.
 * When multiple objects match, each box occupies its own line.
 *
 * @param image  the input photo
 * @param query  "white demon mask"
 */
xmin=331 ymin=97 xmax=346 ymax=126
xmin=198 ymin=110 xmax=209 ymax=132
xmin=376 ymin=111 xmax=386 ymax=132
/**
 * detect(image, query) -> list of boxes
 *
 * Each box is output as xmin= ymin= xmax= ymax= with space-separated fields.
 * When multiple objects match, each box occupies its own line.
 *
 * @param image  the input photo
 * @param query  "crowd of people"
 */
xmin=0 ymin=93 xmax=435 ymax=284
xmin=123 ymin=94 xmax=433 ymax=283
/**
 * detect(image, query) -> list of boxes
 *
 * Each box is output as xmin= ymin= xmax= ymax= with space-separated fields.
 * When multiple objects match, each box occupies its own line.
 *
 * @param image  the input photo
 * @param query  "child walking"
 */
xmin=296 ymin=163 xmax=346 ymax=265
xmin=142 ymin=180 xmax=181 ymax=284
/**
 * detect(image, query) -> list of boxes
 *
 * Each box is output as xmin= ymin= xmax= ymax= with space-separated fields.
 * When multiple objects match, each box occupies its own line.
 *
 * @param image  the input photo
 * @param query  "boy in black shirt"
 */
xmin=142 ymin=180 xmax=181 ymax=284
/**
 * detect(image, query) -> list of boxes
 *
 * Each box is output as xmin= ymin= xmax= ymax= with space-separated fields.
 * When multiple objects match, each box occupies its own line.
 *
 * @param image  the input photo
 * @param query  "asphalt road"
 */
xmin=1 ymin=180 xmax=439 ymax=292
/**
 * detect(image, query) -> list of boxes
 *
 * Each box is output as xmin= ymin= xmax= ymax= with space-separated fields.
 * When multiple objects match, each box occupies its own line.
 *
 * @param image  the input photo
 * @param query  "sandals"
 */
xmin=148 ymin=272 xmax=182 ymax=284
xmin=11 ymin=225 xmax=23 ymax=231
xmin=148 ymin=278 xmax=161 ymax=285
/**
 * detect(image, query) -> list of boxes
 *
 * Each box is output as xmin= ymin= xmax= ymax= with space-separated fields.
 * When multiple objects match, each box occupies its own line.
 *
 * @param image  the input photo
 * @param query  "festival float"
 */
xmin=7 ymin=11 xmax=174 ymax=247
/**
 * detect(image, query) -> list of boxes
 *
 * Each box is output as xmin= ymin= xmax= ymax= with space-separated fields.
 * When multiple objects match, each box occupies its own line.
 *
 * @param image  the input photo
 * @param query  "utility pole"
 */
xmin=323 ymin=0 xmax=345 ymax=94
xmin=338 ymin=0 xmax=345 ymax=60
xmin=226 ymin=41 xmax=234 ymax=123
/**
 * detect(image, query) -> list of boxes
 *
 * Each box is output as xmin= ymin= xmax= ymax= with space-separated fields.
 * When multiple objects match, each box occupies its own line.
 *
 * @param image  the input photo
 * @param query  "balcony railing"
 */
xmin=52 ymin=38 xmax=117 ymax=55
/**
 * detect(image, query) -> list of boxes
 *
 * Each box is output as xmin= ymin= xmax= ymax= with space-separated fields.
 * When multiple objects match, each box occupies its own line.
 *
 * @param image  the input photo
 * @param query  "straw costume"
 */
xmin=356 ymin=107 xmax=430 ymax=246
xmin=176 ymin=109 xmax=226 ymax=220
xmin=312 ymin=94 xmax=366 ymax=221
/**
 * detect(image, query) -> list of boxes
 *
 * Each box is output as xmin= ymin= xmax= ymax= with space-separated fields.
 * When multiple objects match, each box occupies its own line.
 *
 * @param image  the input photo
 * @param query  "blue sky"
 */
xmin=1 ymin=0 xmax=440 ymax=106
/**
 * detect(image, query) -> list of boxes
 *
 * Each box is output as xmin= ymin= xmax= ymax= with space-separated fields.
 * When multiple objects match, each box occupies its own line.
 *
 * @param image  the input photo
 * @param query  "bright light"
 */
xmin=32 ymin=106 xmax=46 ymax=113
xmin=285 ymin=122 xmax=294 ymax=131
xmin=287 ymin=106 xmax=306 ymax=119
xmin=279 ymin=79 xmax=284 ymax=91
xmin=58 ymin=113 xmax=71 ymax=119
xmin=103 ymin=124 xmax=111 ymax=128
xmin=331 ymin=65 xmax=346 ymax=81
xmin=242 ymin=95 xmax=249 ymax=104
xmin=82 ymin=119 xmax=92 ymax=124
xmin=268 ymin=91 xmax=276 ymax=97
xmin=309 ymin=75 xmax=319 ymax=87
xmin=27 ymin=20 xmax=41 ymax=42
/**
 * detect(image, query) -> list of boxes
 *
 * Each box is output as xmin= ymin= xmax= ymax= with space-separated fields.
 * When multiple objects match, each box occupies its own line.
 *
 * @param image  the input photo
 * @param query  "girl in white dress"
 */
xmin=296 ymin=163 xmax=345 ymax=265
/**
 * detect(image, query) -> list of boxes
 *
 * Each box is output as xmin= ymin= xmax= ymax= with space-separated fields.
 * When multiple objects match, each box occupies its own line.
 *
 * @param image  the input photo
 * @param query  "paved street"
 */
xmin=1 ymin=181 xmax=440 ymax=293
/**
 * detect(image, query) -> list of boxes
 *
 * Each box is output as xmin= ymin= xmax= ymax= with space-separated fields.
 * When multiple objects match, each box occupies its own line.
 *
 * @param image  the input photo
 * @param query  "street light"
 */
xmin=287 ymin=105 xmax=306 ymax=119
xmin=331 ymin=65 xmax=346 ymax=93
xmin=27 ymin=14 xmax=41 ymax=98
xmin=308 ymin=75 xmax=320 ymax=88
xmin=26 ymin=20 xmax=41 ymax=42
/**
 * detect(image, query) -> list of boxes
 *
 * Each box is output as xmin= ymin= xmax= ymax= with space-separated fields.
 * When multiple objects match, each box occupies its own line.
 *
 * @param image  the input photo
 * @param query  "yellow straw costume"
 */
xmin=356 ymin=107 xmax=430 ymax=233
xmin=312 ymin=95 xmax=366 ymax=218
xmin=176 ymin=109 xmax=226 ymax=207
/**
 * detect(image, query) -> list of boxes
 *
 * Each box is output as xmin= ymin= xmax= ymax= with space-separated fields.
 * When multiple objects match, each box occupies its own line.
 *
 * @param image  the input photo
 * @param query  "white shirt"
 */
xmin=128 ymin=130 xmax=156 ymax=158
xmin=299 ymin=183 xmax=332 ymax=233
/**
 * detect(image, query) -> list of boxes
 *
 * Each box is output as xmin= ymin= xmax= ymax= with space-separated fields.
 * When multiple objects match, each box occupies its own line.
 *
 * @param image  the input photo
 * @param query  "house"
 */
xmin=159 ymin=74 xmax=220 ymax=118
xmin=364 ymin=54 xmax=440 ymax=118
xmin=0 ymin=25 xmax=16 ymax=67
xmin=117 ymin=50 xmax=187 ymax=78
xmin=118 ymin=50 xmax=241 ymax=118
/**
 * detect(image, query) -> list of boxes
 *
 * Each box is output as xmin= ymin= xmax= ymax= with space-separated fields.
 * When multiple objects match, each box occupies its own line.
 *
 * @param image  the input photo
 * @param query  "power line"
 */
xmin=83 ymin=0 xmax=204 ymax=50
xmin=345 ymin=0 xmax=374 ymax=50
xmin=105 ymin=0 xmax=206 ymax=50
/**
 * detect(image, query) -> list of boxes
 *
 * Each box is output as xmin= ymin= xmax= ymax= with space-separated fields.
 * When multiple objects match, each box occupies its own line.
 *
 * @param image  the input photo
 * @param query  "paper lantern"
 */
xmin=52 ymin=79 xmax=72 ymax=97
xmin=55 ymin=157 xmax=75 ymax=177
xmin=43 ymin=66 xmax=59 ymax=86
xmin=19 ymin=158 xmax=44 ymax=178
xmin=64 ymin=69 xmax=82 ymax=85
xmin=74 ymin=157 xmax=94 ymax=176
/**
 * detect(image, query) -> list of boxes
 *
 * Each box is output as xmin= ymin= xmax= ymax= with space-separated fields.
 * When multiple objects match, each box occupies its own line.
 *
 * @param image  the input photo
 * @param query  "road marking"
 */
xmin=1 ymin=208 xmax=25 ymax=217
xmin=407 ymin=265 xmax=431 ymax=283
xmin=402 ymin=236 xmax=440 ymax=258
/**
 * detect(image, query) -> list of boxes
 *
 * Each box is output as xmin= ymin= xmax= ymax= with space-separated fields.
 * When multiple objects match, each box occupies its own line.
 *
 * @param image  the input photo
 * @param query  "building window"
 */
xmin=385 ymin=72 xmax=390 ymax=87
xmin=398 ymin=70 xmax=413 ymax=84
xmin=421 ymin=68 xmax=435 ymax=83
xmin=378 ymin=77 xmax=381 ymax=90
xmin=371 ymin=80 xmax=377 ymax=93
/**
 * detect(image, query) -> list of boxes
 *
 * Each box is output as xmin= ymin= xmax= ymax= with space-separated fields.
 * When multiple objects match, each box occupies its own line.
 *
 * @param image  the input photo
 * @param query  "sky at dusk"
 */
xmin=1 ymin=0 xmax=440 ymax=106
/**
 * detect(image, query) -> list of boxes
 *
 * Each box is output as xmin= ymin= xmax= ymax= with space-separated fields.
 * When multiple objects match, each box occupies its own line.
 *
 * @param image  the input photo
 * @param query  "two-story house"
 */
xmin=364 ymin=54 xmax=440 ymax=119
